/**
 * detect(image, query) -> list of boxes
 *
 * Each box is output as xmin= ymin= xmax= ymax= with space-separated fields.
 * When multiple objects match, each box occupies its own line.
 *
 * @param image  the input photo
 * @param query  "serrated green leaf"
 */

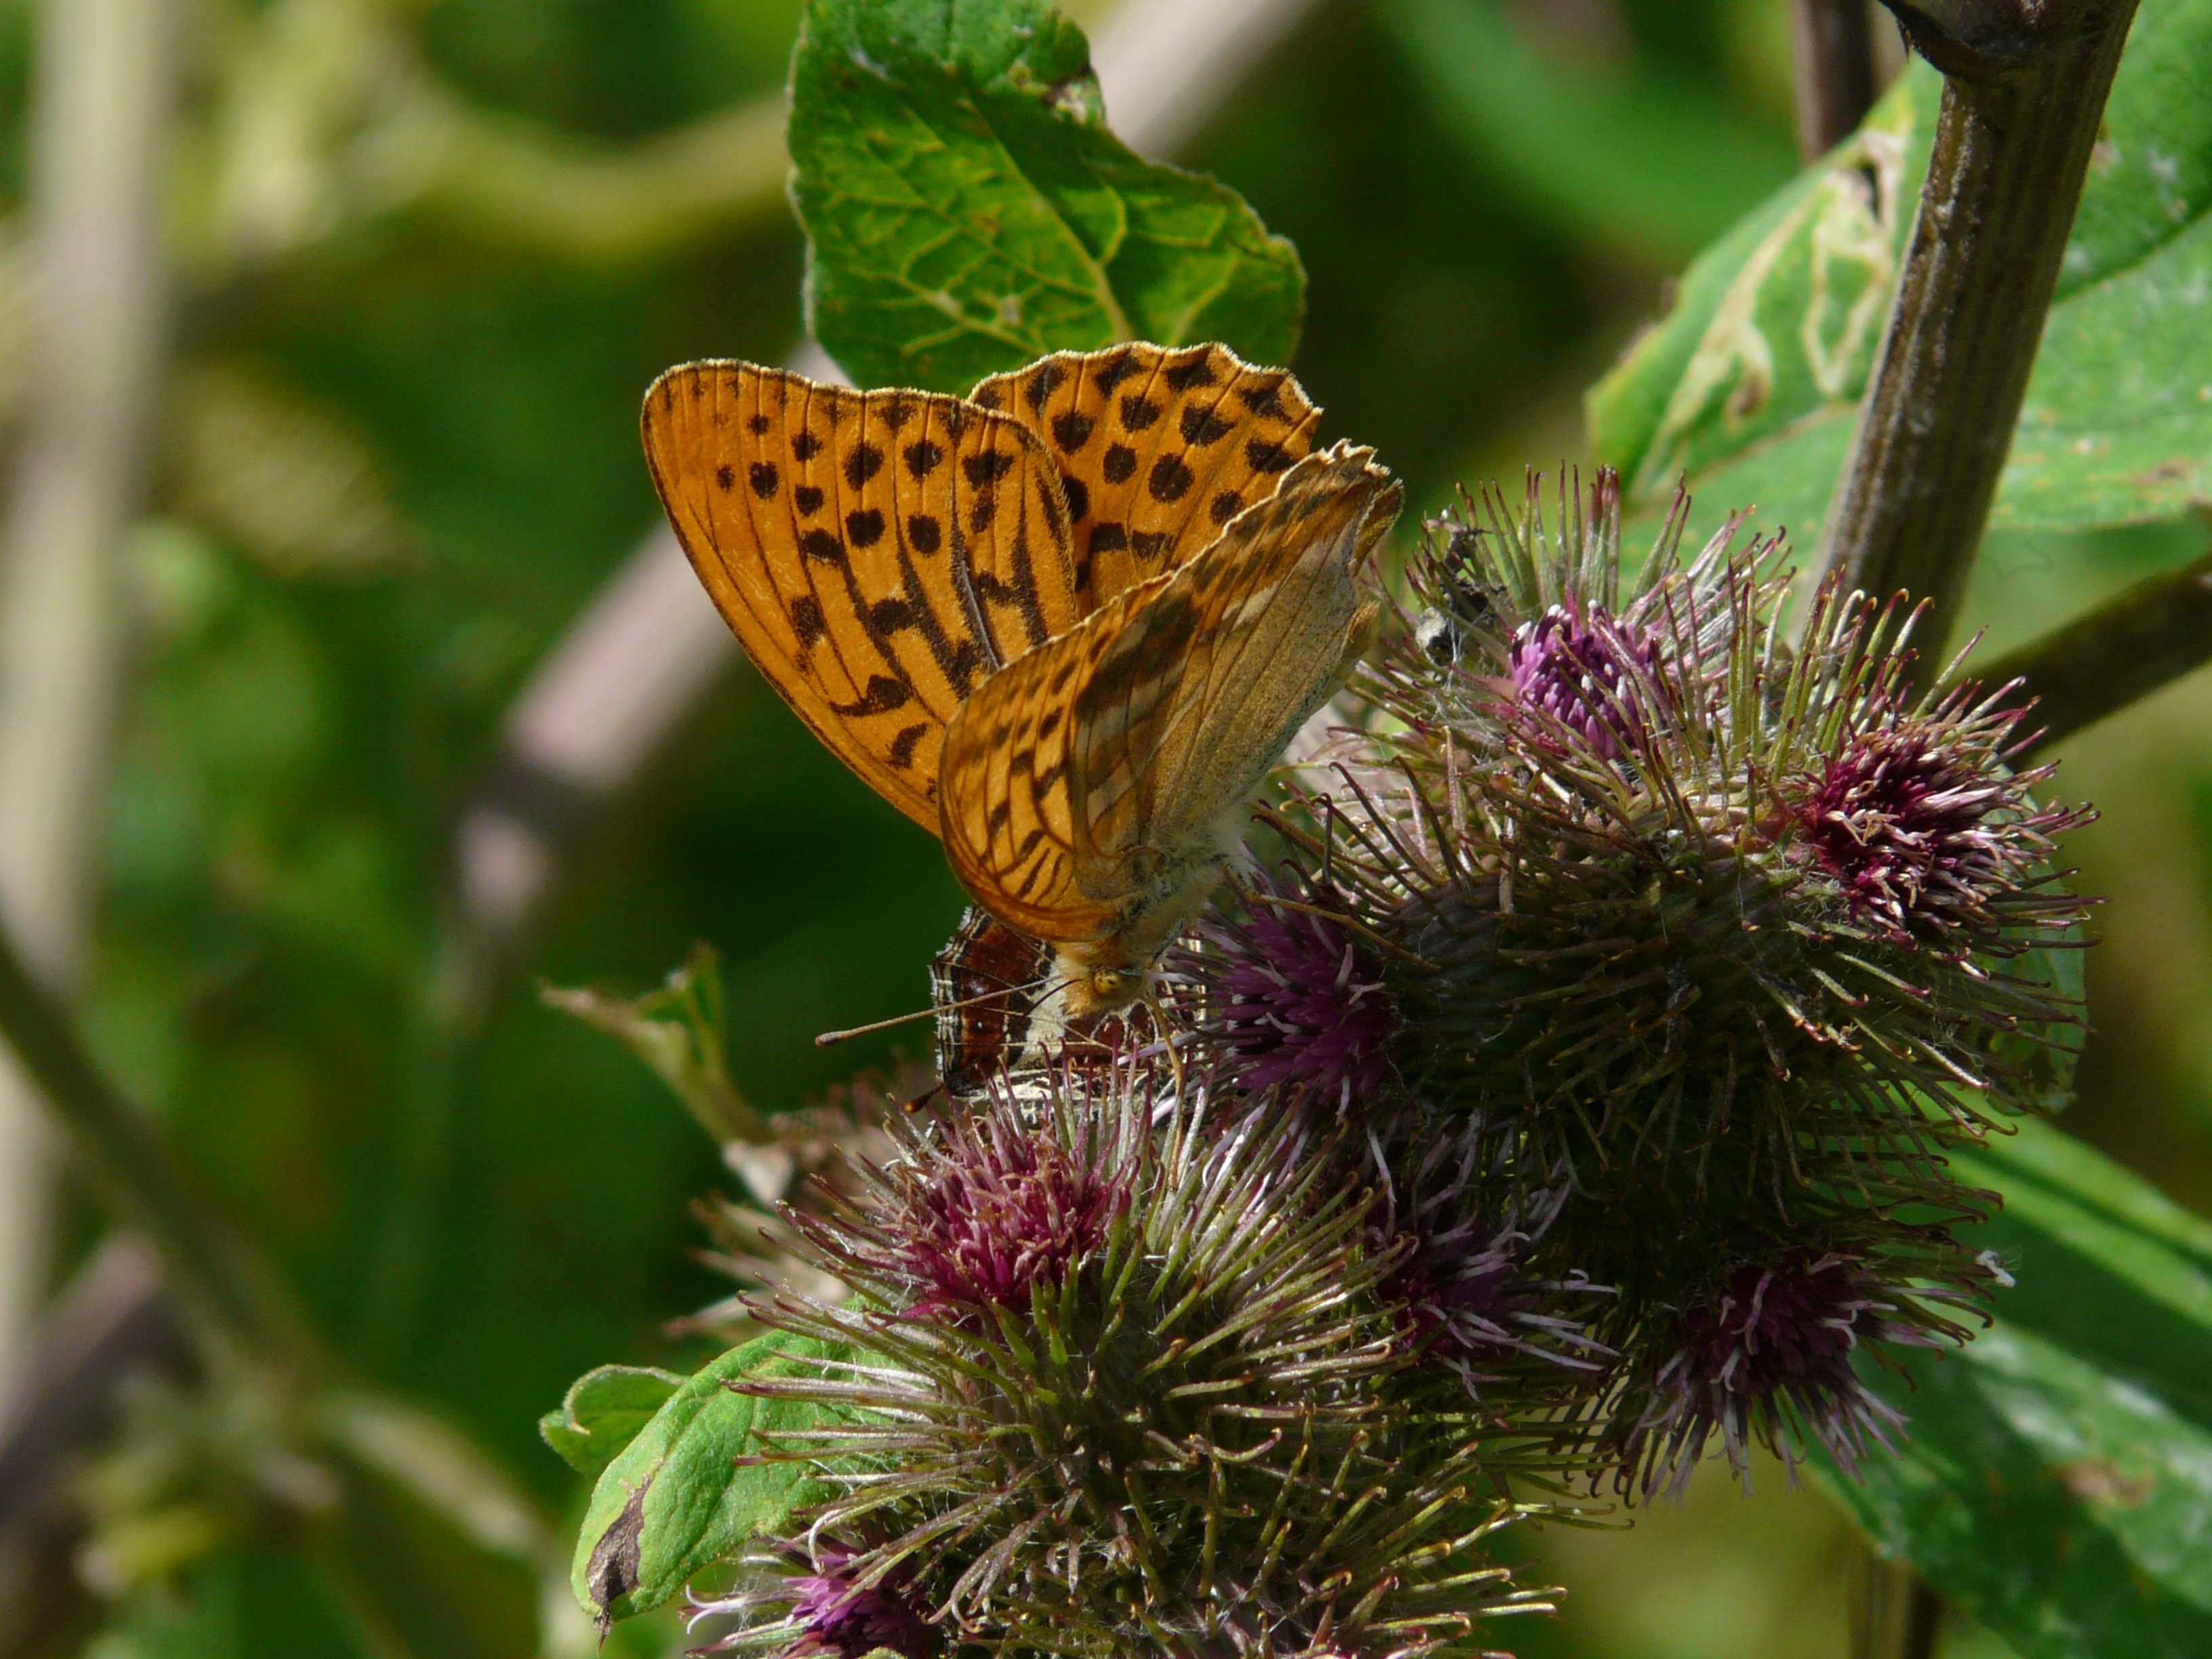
xmin=1588 ymin=0 xmax=2212 ymax=548
xmin=538 ymin=1365 xmax=685 ymax=1478
xmin=571 ymin=1332 xmax=851 ymax=1625
xmin=1820 ymin=1118 xmax=2212 ymax=1658
xmin=787 ymin=0 xmax=1304 ymax=392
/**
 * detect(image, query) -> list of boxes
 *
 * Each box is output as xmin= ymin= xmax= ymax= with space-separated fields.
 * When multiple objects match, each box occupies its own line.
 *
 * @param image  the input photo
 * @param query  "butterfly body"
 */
xmin=643 ymin=342 xmax=1401 ymax=1024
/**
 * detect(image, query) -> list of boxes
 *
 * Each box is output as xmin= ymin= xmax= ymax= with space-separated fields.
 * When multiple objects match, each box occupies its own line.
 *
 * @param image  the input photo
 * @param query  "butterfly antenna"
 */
xmin=814 ymin=979 xmax=1025 ymax=1049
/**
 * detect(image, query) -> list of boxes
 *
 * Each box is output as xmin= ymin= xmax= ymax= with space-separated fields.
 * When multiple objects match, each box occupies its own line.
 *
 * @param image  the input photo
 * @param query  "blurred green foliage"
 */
xmin=7 ymin=0 xmax=2211 ymax=1656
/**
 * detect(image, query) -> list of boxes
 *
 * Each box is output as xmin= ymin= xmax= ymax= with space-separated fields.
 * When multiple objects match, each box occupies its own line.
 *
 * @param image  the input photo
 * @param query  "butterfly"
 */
xmin=642 ymin=342 xmax=1401 ymax=1017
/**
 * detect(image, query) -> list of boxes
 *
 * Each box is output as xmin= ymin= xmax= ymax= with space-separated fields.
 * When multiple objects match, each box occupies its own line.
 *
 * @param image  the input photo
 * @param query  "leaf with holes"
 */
xmin=787 ymin=0 xmax=1305 ymax=392
xmin=1587 ymin=0 xmax=2212 ymax=548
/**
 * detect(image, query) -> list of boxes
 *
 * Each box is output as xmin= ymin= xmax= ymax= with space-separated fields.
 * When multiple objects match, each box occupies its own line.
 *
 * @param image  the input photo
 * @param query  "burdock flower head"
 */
xmin=1207 ymin=468 xmax=2093 ymax=1494
xmin=690 ymin=1535 xmax=939 ymax=1656
xmin=1296 ymin=470 xmax=2089 ymax=1193
xmin=1187 ymin=867 xmax=1400 ymax=1110
xmin=1790 ymin=701 xmax=2053 ymax=951
xmin=1504 ymin=597 xmax=1666 ymax=760
xmin=1608 ymin=1239 xmax=1994 ymax=1498
xmin=873 ymin=1099 xmax=1128 ymax=1319
xmin=733 ymin=1066 xmax=1563 ymax=1658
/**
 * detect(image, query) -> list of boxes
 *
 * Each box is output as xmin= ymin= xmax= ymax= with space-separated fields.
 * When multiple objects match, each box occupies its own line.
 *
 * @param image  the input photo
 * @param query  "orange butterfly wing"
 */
xmin=970 ymin=342 xmax=1322 ymax=610
xmin=937 ymin=443 xmax=1401 ymax=953
xmin=643 ymin=363 xmax=1081 ymax=831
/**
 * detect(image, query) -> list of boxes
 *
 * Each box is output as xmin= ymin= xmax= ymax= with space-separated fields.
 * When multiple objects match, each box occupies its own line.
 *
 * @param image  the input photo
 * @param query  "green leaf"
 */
xmin=787 ymin=0 xmax=1305 ymax=392
xmin=1821 ymin=1118 xmax=2212 ymax=1658
xmin=540 ymin=944 xmax=781 ymax=1166
xmin=1374 ymin=0 xmax=1797 ymax=261
xmin=571 ymin=1332 xmax=851 ymax=1625
xmin=538 ymin=1365 xmax=685 ymax=1478
xmin=1588 ymin=0 xmax=2212 ymax=548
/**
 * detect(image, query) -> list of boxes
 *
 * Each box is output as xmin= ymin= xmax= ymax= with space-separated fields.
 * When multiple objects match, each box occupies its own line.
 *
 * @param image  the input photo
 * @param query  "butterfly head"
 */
xmin=1057 ymin=956 xmax=1147 ymax=1019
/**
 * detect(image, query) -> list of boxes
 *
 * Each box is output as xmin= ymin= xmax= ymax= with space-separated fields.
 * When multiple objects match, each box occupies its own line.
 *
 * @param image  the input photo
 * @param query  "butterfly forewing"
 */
xmin=643 ymin=362 xmax=1082 ymax=830
xmin=938 ymin=443 xmax=1402 ymax=956
xmin=970 ymin=342 xmax=1321 ymax=610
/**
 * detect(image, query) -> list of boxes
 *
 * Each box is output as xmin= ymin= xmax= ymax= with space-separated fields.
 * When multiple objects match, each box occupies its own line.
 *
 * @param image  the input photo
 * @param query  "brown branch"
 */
xmin=1814 ymin=0 xmax=2142 ymax=672
xmin=1980 ymin=537 xmax=2212 ymax=756
xmin=1790 ymin=0 xmax=1881 ymax=159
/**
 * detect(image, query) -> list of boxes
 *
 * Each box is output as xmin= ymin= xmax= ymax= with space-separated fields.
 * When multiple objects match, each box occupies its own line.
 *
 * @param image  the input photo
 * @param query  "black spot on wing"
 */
xmin=1092 ymin=350 xmax=1143 ymax=394
xmin=1210 ymin=490 xmax=1242 ymax=525
xmin=1061 ymin=474 xmax=1090 ymax=523
xmin=745 ymin=413 xmax=773 ymax=434
xmin=962 ymin=451 xmax=1017 ymax=489
xmin=1237 ymin=379 xmax=1286 ymax=417
xmin=791 ymin=596 xmax=826 ymax=647
xmin=1051 ymin=411 xmax=1094 ymax=452
xmin=748 ymin=462 xmax=779 ymax=499
xmin=792 ymin=430 xmax=822 ymax=460
xmin=1119 ymin=396 xmax=1161 ymax=432
xmin=1179 ymin=405 xmax=1232 ymax=445
xmin=888 ymin=723 xmax=929 ymax=769
xmin=1149 ymin=454 xmax=1195 ymax=503
xmin=847 ymin=508 xmax=886 ymax=547
xmin=1246 ymin=439 xmax=1294 ymax=472
xmin=1027 ymin=363 xmax=1065 ymax=410
xmin=1131 ymin=530 xmax=1171 ymax=560
xmin=947 ymin=639 xmax=984 ymax=696
xmin=715 ymin=464 xmax=735 ymax=491
xmin=794 ymin=485 xmax=824 ymax=515
xmin=832 ymin=675 xmax=911 ymax=716
xmin=905 ymin=439 xmax=945 ymax=478
xmin=800 ymin=528 xmax=845 ymax=565
xmin=1090 ymin=523 xmax=1128 ymax=552
xmin=1162 ymin=352 xmax=1219 ymax=391
xmin=1102 ymin=445 xmax=1136 ymax=484
xmin=846 ymin=443 xmax=885 ymax=488
xmin=907 ymin=514 xmax=941 ymax=554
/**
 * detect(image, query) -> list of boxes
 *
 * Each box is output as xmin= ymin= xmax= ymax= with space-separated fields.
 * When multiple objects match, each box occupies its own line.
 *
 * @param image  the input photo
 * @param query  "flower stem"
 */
xmin=1980 ymin=535 xmax=2212 ymax=756
xmin=1813 ymin=0 xmax=2142 ymax=672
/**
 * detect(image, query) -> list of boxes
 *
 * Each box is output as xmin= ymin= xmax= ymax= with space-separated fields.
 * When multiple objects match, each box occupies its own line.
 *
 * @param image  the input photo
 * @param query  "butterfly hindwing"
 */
xmin=970 ymin=342 xmax=1322 ymax=611
xmin=642 ymin=362 xmax=1081 ymax=830
xmin=938 ymin=443 xmax=1401 ymax=954
xmin=1076 ymin=443 xmax=1401 ymax=871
